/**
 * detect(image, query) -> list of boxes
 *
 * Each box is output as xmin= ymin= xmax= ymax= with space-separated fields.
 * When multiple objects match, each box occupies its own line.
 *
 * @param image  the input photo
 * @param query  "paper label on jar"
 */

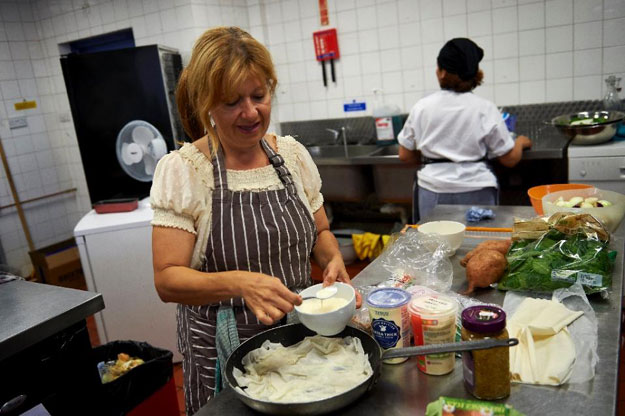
xmin=411 ymin=311 xmax=456 ymax=375
xmin=371 ymin=317 xmax=402 ymax=348
xmin=369 ymin=304 xmax=410 ymax=364
xmin=462 ymin=351 xmax=476 ymax=391
xmin=375 ymin=117 xmax=395 ymax=141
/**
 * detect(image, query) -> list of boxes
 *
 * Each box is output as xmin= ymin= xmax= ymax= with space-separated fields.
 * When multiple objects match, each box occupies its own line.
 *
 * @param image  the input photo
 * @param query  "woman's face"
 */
xmin=211 ymin=75 xmax=271 ymax=149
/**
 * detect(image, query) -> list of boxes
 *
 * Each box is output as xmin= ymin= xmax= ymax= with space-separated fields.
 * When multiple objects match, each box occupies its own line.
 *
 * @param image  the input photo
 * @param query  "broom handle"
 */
xmin=0 ymin=137 xmax=36 ymax=251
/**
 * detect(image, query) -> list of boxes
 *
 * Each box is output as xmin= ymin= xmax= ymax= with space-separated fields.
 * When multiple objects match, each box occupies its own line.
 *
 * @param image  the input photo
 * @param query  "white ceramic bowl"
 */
xmin=295 ymin=282 xmax=356 ymax=336
xmin=417 ymin=220 xmax=466 ymax=256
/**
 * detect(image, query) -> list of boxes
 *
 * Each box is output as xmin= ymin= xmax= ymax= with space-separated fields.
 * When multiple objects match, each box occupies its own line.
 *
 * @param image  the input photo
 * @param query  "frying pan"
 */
xmin=225 ymin=324 xmax=517 ymax=415
xmin=548 ymin=110 xmax=625 ymax=145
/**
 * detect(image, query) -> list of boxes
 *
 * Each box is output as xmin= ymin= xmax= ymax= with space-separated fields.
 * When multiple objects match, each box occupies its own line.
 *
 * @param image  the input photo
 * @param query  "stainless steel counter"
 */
xmin=309 ymin=126 xmax=570 ymax=202
xmin=310 ymin=125 xmax=569 ymax=167
xmin=0 ymin=280 xmax=105 ymax=414
xmin=198 ymin=205 xmax=624 ymax=415
xmin=0 ymin=280 xmax=104 ymax=361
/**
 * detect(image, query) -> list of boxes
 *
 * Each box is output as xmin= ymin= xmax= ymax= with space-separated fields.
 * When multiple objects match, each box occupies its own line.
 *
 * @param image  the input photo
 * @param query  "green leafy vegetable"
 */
xmin=498 ymin=229 xmax=615 ymax=294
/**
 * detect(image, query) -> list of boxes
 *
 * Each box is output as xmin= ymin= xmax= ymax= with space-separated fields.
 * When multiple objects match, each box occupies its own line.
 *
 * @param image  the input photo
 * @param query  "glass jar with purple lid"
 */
xmin=461 ymin=305 xmax=510 ymax=400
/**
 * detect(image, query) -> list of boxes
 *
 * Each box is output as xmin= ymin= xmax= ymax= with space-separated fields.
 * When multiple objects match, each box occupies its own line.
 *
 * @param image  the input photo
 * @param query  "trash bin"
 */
xmin=92 ymin=341 xmax=178 ymax=416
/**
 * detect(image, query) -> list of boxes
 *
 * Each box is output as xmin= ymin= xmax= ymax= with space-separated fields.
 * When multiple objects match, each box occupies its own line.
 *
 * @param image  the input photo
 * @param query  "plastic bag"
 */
xmin=378 ymin=229 xmax=454 ymax=292
xmin=501 ymin=284 xmax=598 ymax=387
xmin=499 ymin=213 xmax=615 ymax=296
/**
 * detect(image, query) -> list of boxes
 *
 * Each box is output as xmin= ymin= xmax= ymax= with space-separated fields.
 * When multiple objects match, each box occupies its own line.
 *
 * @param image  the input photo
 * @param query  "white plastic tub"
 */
xmin=542 ymin=188 xmax=625 ymax=232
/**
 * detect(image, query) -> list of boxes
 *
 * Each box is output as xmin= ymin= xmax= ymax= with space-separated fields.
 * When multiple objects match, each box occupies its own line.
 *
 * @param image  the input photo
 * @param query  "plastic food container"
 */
xmin=366 ymin=288 xmax=411 ymax=364
xmin=542 ymin=187 xmax=625 ymax=232
xmin=527 ymin=184 xmax=593 ymax=215
xmin=408 ymin=294 xmax=458 ymax=375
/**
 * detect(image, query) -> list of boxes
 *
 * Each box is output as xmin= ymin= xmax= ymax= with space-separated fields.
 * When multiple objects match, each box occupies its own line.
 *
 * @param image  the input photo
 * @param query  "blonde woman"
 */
xmin=150 ymin=27 xmax=360 ymax=413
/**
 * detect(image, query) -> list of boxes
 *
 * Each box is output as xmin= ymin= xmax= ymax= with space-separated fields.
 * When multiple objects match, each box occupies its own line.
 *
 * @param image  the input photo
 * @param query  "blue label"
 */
xmin=371 ymin=317 xmax=401 ymax=349
xmin=343 ymin=100 xmax=366 ymax=112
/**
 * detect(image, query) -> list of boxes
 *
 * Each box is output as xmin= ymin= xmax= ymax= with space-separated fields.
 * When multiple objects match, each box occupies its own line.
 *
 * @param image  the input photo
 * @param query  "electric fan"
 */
xmin=116 ymin=120 xmax=168 ymax=182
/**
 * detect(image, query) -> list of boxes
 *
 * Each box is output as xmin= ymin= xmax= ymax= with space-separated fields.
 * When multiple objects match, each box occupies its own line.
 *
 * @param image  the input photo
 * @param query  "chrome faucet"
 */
xmin=325 ymin=127 xmax=348 ymax=157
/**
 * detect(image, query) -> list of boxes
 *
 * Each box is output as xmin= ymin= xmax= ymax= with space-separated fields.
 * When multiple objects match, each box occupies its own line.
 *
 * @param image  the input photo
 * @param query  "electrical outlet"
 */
xmin=9 ymin=117 xmax=28 ymax=129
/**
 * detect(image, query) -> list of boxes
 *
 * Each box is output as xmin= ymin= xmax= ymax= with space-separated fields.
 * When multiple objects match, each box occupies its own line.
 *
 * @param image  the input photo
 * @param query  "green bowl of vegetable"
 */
xmin=551 ymin=110 xmax=625 ymax=145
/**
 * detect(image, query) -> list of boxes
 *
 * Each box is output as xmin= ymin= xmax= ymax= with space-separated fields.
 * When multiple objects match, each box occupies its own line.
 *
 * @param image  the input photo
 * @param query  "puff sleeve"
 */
xmin=150 ymin=151 xmax=209 ymax=235
xmin=292 ymin=140 xmax=324 ymax=213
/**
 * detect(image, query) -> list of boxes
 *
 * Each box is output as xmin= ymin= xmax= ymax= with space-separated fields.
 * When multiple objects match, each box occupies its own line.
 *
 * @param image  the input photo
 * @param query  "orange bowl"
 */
xmin=528 ymin=184 xmax=594 ymax=215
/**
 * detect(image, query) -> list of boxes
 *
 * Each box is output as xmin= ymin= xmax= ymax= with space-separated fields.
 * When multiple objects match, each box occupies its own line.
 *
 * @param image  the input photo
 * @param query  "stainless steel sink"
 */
xmin=304 ymin=144 xmax=414 ymax=203
xmin=306 ymin=145 xmax=378 ymax=159
xmin=368 ymin=144 xmax=400 ymax=157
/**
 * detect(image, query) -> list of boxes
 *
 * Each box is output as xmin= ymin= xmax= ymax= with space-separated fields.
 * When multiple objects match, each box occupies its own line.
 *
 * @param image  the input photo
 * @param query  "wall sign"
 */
xmin=344 ymin=99 xmax=366 ymax=112
xmin=318 ymin=0 xmax=329 ymax=26
xmin=14 ymin=100 xmax=37 ymax=110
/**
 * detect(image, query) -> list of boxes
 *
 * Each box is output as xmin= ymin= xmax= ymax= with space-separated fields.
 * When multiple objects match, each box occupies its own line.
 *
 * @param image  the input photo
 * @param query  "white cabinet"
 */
xmin=74 ymin=199 xmax=180 ymax=361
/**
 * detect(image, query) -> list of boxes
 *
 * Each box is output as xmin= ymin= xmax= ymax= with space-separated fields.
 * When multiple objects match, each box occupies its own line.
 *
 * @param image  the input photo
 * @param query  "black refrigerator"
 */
xmin=61 ymin=45 xmax=184 ymax=204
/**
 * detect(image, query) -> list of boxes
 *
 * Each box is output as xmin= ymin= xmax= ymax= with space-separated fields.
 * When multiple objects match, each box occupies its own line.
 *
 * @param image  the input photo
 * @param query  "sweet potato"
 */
xmin=463 ymin=249 xmax=507 ymax=295
xmin=460 ymin=239 xmax=512 ymax=267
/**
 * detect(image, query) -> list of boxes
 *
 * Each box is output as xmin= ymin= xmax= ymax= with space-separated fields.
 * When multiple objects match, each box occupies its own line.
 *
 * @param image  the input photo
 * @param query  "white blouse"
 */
xmin=398 ymin=90 xmax=515 ymax=193
xmin=150 ymin=135 xmax=324 ymax=269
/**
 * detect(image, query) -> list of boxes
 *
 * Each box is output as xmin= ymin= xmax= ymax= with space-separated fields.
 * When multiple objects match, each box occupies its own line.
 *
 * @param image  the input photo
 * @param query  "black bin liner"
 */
xmin=92 ymin=341 xmax=173 ymax=415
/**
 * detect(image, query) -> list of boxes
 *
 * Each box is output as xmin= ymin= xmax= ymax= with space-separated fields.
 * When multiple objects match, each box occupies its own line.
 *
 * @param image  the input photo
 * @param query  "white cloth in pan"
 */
xmin=507 ymin=297 xmax=584 ymax=386
xmin=233 ymin=335 xmax=373 ymax=403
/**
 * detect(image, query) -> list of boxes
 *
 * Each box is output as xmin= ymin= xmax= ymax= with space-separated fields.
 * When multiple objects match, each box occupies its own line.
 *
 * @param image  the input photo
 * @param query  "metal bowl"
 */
xmin=551 ymin=110 xmax=625 ymax=145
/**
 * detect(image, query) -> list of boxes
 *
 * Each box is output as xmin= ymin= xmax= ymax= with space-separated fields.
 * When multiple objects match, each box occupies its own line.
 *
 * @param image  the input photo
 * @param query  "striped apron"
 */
xmin=177 ymin=139 xmax=317 ymax=414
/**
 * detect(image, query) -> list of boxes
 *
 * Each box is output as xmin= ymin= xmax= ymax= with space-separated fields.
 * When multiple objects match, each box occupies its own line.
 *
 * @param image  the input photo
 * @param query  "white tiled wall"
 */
xmin=0 ymin=0 xmax=624 ymax=272
xmin=0 ymin=0 xmax=248 ymax=272
xmin=260 ymin=0 xmax=625 ymax=122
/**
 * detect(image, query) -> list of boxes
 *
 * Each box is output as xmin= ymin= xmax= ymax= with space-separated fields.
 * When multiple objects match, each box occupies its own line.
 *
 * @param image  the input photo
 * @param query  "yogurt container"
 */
xmin=366 ymin=288 xmax=411 ymax=364
xmin=408 ymin=293 xmax=458 ymax=375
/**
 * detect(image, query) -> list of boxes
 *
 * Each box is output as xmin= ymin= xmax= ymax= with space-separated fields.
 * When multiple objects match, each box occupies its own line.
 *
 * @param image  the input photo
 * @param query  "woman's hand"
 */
xmin=498 ymin=135 xmax=533 ymax=167
xmin=322 ymin=256 xmax=363 ymax=308
xmin=239 ymin=272 xmax=302 ymax=325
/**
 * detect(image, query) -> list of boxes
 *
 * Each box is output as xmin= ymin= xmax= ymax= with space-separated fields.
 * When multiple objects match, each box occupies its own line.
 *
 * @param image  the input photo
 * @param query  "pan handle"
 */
xmin=381 ymin=338 xmax=518 ymax=361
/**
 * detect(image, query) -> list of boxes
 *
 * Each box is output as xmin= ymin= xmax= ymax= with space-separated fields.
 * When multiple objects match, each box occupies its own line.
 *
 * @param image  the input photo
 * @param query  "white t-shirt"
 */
xmin=397 ymin=90 xmax=514 ymax=193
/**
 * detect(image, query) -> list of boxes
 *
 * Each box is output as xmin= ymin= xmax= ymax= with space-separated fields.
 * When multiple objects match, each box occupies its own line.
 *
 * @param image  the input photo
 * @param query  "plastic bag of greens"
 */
xmin=498 ymin=213 xmax=616 ymax=296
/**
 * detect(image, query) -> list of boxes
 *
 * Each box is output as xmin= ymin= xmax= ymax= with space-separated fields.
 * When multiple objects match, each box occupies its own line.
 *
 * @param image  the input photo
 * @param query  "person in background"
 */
xmin=397 ymin=38 xmax=532 ymax=223
xmin=150 ymin=26 xmax=360 ymax=414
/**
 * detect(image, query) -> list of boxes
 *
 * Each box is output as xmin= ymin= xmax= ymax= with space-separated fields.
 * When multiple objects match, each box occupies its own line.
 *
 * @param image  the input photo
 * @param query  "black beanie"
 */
xmin=437 ymin=38 xmax=484 ymax=81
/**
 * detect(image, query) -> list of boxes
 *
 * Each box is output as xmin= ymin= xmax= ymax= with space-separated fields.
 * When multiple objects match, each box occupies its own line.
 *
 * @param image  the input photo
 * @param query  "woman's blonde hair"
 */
xmin=175 ymin=27 xmax=277 ymax=149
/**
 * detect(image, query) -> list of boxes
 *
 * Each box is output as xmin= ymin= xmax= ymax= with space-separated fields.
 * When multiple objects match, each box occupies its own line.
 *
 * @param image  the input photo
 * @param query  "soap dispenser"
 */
xmin=604 ymin=75 xmax=625 ymax=139
xmin=372 ymin=89 xmax=402 ymax=146
xmin=603 ymin=75 xmax=622 ymax=112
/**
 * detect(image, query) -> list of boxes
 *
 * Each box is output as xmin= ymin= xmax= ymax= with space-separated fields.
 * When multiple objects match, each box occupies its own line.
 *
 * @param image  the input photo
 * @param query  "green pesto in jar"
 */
xmin=461 ymin=306 xmax=510 ymax=400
